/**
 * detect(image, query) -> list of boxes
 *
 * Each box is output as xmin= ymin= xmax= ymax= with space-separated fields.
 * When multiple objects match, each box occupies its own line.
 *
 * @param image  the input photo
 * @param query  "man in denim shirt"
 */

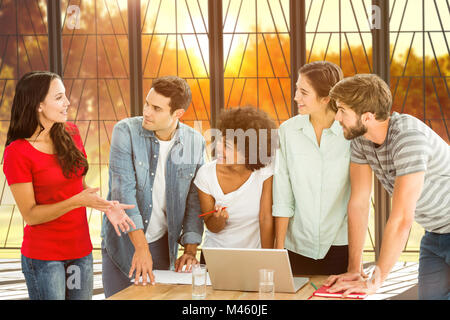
xmin=101 ymin=76 xmax=205 ymax=298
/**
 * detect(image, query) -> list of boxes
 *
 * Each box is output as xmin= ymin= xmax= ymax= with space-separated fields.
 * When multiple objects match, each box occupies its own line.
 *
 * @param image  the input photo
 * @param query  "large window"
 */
xmin=0 ymin=0 xmax=48 ymax=250
xmin=60 ymin=0 xmax=131 ymax=248
xmin=141 ymin=0 xmax=210 ymax=130
xmin=0 ymin=0 xmax=448 ymax=260
xmin=389 ymin=0 xmax=449 ymax=258
xmin=223 ymin=0 xmax=291 ymax=125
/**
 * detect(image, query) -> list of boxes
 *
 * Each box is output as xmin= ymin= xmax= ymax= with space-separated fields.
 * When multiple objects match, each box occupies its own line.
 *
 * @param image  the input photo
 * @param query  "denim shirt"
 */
xmin=101 ymin=117 xmax=205 ymax=275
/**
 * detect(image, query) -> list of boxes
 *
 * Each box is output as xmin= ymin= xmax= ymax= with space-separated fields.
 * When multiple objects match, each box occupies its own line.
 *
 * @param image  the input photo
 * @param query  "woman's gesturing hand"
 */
xmin=73 ymin=187 xmax=113 ymax=211
xmin=104 ymin=201 xmax=137 ymax=236
xmin=73 ymin=189 xmax=136 ymax=236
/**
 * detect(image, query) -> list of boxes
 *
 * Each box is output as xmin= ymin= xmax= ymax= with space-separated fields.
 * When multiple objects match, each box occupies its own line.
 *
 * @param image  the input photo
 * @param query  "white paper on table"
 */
xmin=130 ymin=270 xmax=212 ymax=286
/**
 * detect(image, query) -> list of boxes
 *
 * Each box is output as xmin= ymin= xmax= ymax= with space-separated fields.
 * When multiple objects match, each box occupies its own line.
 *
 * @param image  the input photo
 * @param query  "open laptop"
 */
xmin=202 ymin=247 xmax=309 ymax=293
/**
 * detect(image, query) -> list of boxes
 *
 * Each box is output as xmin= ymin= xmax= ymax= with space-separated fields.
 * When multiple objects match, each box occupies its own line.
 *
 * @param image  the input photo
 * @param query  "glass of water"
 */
xmin=259 ymin=269 xmax=275 ymax=299
xmin=192 ymin=264 xmax=207 ymax=299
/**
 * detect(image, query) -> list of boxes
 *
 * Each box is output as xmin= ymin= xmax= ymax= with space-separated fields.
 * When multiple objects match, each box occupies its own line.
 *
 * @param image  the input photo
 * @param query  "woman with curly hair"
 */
xmin=194 ymin=106 xmax=277 ymax=259
xmin=3 ymin=71 xmax=135 ymax=300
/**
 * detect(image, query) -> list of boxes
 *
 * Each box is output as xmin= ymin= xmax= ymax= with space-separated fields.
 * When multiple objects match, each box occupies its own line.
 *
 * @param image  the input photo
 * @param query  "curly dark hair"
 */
xmin=216 ymin=106 xmax=278 ymax=172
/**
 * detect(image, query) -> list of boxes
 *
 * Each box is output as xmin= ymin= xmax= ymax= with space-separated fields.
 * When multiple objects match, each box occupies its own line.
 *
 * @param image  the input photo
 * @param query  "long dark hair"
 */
xmin=6 ymin=71 xmax=88 ymax=178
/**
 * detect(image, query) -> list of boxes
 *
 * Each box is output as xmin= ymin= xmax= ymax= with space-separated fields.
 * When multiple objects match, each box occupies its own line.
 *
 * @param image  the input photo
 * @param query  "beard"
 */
xmin=342 ymin=117 xmax=368 ymax=140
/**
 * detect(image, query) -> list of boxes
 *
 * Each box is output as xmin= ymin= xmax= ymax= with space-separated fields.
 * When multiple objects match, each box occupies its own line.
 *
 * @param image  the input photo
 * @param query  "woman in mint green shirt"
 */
xmin=273 ymin=61 xmax=351 ymax=275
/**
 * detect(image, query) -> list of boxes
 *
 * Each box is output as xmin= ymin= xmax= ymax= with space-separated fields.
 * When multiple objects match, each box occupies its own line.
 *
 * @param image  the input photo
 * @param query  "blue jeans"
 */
xmin=418 ymin=231 xmax=450 ymax=300
xmin=21 ymin=253 xmax=93 ymax=300
xmin=102 ymin=233 xmax=170 ymax=298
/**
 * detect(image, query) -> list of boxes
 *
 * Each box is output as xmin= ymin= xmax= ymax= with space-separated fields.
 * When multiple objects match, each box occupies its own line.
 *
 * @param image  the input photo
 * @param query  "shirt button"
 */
xmin=144 ymin=220 xmax=148 ymax=223
xmin=151 ymin=172 xmax=154 ymax=176
xmin=153 ymin=155 xmax=157 ymax=158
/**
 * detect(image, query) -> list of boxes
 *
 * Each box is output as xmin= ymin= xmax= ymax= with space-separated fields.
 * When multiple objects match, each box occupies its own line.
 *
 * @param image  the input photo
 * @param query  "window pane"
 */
xmin=61 ymin=0 xmax=130 ymax=248
xmin=141 ymin=0 xmax=210 ymax=127
xmin=0 ymin=0 xmax=48 ymax=250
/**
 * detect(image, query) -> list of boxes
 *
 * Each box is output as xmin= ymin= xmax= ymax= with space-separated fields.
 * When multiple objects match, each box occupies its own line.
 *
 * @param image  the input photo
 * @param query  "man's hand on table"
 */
xmin=129 ymin=246 xmax=155 ymax=286
xmin=323 ymin=266 xmax=382 ymax=298
xmin=175 ymin=252 xmax=198 ymax=272
xmin=324 ymin=271 xmax=367 ymax=287
xmin=175 ymin=244 xmax=199 ymax=272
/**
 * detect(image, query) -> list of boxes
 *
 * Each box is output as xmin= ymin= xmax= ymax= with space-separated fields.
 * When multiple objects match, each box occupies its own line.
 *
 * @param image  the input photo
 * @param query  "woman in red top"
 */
xmin=3 ymin=71 xmax=135 ymax=300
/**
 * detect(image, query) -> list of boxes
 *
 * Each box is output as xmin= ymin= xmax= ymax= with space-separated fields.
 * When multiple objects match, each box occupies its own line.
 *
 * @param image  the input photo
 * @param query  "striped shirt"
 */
xmin=351 ymin=112 xmax=450 ymax=234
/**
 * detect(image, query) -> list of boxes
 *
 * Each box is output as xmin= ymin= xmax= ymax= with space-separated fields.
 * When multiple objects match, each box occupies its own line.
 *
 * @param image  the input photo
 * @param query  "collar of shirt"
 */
xmin=294 ymin=115 xmax=342 ymax=148
xmin=138 ymin=119 xmax=185 ymax=146
xmin=296 ymin=115 xmax=341 ymax=136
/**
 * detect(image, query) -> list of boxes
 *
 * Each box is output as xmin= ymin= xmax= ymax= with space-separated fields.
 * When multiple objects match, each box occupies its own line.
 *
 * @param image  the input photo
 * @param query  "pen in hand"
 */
xmin=198 ymin=207 xmax=228 ymax=217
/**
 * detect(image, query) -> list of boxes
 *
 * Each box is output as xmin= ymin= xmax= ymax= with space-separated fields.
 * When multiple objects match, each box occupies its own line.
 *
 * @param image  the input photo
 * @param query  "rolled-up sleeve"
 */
xmin=272 ymin=127 xmax=295 ymax=218
xmin=179 ymin=179 xmax=204 ymax=245
xmin=179 ymin=139 xmax=206 ymax=246
xmin=108 ymin=122 xmax=144 ymax=231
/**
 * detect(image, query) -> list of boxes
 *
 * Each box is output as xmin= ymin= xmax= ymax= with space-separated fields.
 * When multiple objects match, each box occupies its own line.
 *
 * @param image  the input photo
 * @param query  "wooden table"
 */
xmin=108 ymin=275 xmax=336 ymax=300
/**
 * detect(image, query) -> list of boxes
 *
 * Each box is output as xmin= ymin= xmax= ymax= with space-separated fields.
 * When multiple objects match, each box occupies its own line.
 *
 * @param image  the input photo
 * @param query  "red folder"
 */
xmin=313 ymin=285 xmax=367 ymax=299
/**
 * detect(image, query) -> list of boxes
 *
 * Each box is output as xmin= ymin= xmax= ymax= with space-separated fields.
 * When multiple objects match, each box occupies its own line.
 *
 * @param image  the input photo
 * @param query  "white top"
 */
xmin=193 ymin=160 xmax=274 ymax=248
xmin=145 ymin=136 xmax=175 ymax=243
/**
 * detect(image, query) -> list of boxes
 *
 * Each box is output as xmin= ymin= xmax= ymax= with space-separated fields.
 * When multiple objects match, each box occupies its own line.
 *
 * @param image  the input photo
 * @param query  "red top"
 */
xmin=3 ymin=122 xmax=92 ymax=261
